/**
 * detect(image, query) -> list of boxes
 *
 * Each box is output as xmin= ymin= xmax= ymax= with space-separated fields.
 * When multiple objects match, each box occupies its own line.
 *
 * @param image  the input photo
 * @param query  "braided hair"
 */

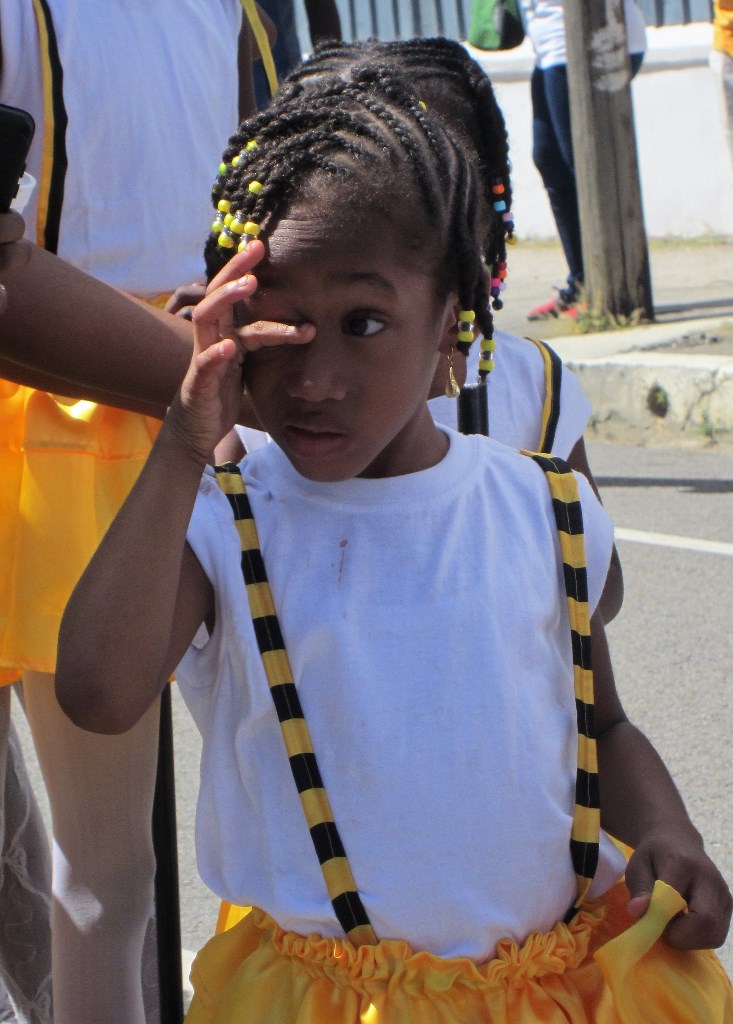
xmin=207 ymin=67 xmax=493 ymax=348
xmin=283 ymin=37 xmax=514 ymax=315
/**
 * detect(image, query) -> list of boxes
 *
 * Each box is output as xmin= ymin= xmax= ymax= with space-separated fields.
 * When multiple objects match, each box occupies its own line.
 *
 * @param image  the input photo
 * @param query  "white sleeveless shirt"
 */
xmin=177 ymin=432 xmax=626 ymax=962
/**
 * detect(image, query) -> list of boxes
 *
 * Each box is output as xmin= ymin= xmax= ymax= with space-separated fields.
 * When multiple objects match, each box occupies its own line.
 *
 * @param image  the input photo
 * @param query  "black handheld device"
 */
xmin=0 ymin=103 xmax=35 ymax=212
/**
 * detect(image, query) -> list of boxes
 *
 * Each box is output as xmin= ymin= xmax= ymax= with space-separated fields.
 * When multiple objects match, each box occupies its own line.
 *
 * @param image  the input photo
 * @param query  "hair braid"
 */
xmin=284 ymin=38 xmax=514 ymax=320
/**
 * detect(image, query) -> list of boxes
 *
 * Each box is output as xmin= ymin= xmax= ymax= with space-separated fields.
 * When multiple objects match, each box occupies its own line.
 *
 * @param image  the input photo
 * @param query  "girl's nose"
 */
xmin=286 ymin=335 xmax=348 ymax=402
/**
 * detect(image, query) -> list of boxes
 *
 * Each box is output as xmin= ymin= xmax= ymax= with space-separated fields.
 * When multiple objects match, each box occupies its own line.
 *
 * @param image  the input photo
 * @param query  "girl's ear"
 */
xmin=437 ymin=295 xmax=476 ymax=356
xmin=436 ymin=293 xmax=461 ymax=356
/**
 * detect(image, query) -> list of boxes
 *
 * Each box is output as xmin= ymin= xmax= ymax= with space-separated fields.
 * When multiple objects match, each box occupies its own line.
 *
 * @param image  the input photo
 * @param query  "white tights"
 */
xmin=0 ymin=685 xmax=52 ymax=1024
xmin=22 ymin=673 xmax=160 ymax=1024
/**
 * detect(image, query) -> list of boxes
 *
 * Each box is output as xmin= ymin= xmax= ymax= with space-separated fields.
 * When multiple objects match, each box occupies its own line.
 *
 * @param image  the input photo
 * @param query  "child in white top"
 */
xmin=56 ymin=67 xmax=731 ymax=1023
xmin=284 ymin=37 xmax=623 ymax=621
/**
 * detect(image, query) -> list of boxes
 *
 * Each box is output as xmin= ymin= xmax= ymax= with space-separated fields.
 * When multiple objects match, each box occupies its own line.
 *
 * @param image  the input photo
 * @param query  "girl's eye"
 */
xmin=345 ymin=314 xmax=384 ymax=337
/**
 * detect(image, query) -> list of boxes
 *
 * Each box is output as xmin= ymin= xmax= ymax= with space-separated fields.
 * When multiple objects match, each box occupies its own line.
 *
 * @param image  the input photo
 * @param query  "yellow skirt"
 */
xmin=186 ymin=881 xmax=732 ymax=1024
xmin=0 ymin=380 xmax=160 ymax=683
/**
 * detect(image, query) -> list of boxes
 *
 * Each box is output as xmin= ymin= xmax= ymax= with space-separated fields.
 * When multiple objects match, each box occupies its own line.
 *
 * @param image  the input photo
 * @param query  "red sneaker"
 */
xmin=528 ymin=290 xmax=582 ymax=321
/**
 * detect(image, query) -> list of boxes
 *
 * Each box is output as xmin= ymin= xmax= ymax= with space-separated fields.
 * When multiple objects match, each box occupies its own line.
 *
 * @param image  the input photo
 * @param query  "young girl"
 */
xmin=283 ymin=36 xmax=624 ymax=621
xmin=56 ymin=70 xmax=731 ymax=1023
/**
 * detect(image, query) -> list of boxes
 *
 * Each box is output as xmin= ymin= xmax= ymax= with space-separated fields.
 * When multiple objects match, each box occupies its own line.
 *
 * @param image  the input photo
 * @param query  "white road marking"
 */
xmin=615 ymin=527 xmax=733 ymax=558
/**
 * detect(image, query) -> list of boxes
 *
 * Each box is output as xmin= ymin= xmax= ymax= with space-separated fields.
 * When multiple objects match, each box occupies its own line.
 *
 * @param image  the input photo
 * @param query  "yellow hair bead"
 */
xmin=248 ymin=180 xmax=263 ymax=195
xmin=230 ymin=218 xmax=246 ymax=235
xmin=231 ymin=155 xmax=241 ymax=167
xmin=217 ymin=199 xmax=232 ymax=213
xmin=459 ymin=309 xmax=475 ymax=321
xmin=479 ymin=358 xmax=495 ymax=373
xmin=457 ymin=330 xmax=474 ymax=343
xmin=243 ymin=221 xmax=261 ymax=237
xmin=218 ymin=162 xmax=227 ymax=175
xmin=482 ymin=339 xmax=497 ymax=352
xmin=418 ymin=100 xmax=427 ymax=109
xmin=211 ymin=217 xmax=225 ymax=233
xmin=245 ymin=140 xmax=258 ymax=151
xmin=218 ymin=232 xmax=234 ymax=249
xmin=224 ymin=213 xmax=234 ymax=227
xmin=237 ymin=239 xmax=249 ymax=252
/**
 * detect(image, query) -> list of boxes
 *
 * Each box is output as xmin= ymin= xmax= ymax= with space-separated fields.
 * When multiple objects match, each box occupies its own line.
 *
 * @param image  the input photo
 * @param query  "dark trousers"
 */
xmin=531 ymin=53 xmax=644 ymax=300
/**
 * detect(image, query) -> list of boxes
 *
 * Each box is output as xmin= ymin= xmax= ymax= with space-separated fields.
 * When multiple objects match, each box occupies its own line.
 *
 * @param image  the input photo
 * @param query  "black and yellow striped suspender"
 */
xmin=525 ymin=337 xmax=563 ymax=455
xmin=527 ymin=452 xmax=600 ymax=920
xmin=215 ymin=454 xmax=599 ymax=937
xmin=30 ymin=0 xmax=68 ymax=253
xmin=214 ymin=463 xmax=378 ymax=947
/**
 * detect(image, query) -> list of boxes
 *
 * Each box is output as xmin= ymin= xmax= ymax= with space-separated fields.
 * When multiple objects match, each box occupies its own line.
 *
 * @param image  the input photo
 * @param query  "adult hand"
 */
xmin=0 ymin=210 xmax=28 ymax=316
xmin=625 ymin=830 xmax=732 ymax=950
xmin=164 ymin=281 xmax=207 ymax=320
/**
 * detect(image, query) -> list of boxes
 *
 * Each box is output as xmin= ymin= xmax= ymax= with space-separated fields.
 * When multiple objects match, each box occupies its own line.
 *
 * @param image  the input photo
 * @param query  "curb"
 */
xmin=544 ymin=317 xmax=733 ymax=439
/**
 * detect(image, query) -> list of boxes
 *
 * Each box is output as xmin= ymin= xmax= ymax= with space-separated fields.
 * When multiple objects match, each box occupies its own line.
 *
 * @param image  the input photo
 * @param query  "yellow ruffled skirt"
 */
xmin=186 ymin=881 xmax=732 ymax=1024
xmin=0 ymin=380 xmax=160 ymax=683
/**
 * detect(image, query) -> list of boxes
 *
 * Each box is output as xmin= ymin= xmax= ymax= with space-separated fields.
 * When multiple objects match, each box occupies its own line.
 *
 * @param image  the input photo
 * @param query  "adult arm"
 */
xmin=0 ymin=234 xmax=308 ymax=420
xmin=592 ymin=612 xmax=732 ymax=949
xmin=567 ymin=437 xmax=624 ymax=622
xmin=303 ymin=0 xmax=342 ymax=44
xmin=0 ymin=240 xmax=192 ymax=411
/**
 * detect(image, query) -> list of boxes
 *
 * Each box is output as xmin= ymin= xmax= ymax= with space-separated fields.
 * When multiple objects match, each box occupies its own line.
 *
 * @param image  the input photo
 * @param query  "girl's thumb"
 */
xmin=626 ymin=892 xmax=652 ymax=919
xmin=624 ymin=852 xmax=655 ymax=919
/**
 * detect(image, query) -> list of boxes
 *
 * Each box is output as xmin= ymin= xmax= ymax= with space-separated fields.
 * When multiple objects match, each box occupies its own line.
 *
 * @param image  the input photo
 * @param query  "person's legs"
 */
xmin=23 ymin=673 xmax=160 ymax=1024
xmin=0 ymin=685 xmax=52 ymax=1024
xmin=531 ymin=64 xmax=583 ymax=300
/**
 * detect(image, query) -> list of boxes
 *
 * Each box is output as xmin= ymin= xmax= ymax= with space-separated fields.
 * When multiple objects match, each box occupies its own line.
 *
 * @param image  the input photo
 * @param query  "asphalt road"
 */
xmin=9 ymin=436 xmax=733 ymax=999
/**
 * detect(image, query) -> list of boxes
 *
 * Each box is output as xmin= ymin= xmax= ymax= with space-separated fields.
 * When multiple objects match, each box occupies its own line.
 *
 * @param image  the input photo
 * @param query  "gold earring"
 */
xmin=445 ymin=350 xmax=460 ymax=399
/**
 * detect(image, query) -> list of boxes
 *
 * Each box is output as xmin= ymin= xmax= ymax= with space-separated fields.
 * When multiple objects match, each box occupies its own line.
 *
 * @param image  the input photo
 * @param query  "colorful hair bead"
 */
xmin=211 ymin=216 xmax=225 ymax=233
xmin=217 ymin=231 xmax=235 ymax=249
xmin=456 ymin=311 xmax=475 ymax=356
xmin=231 ymin=155 xmax=241 ymax=168
xmin=479 ymin=337 xmax=496 ymax=378
xmin=248 ymin=180 xmax=263 ymax=195
xmin=218 ymin=162 xmax=227 ymax=175
xmin=418 ymin=100 xmax=427 ymax=109
xmin=217 ymin=199 xmax=232 ymax=213
xmin=245 ymin=139 xmax=258 ymax=151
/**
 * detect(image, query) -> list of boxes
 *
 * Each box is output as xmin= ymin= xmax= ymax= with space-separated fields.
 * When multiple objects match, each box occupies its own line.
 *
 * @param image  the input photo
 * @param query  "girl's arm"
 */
xmin=55 ymin=242 xmax=311 ymax=734
xmin=592 ymin=611 xmax=732 ymax=949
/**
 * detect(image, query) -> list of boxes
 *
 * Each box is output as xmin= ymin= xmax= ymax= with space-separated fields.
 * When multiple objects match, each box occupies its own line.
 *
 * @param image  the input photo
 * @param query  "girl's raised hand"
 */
xmin=168 ymin=241 xmax=313 ymax=462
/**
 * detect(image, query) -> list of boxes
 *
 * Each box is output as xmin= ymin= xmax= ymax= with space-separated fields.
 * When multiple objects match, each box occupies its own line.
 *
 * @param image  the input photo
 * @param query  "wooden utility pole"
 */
xmin=563 ymin=0 xmax=654 ymax=320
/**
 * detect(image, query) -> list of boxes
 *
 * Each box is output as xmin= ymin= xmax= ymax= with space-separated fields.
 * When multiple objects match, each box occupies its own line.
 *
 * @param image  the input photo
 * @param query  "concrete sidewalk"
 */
xmin=492 ymin=239 xmax=733 ymax=444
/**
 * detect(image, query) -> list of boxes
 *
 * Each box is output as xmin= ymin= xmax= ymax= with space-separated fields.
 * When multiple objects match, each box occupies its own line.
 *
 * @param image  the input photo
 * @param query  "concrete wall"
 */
xmin=467 ymin=23 xmax=733 ymax=239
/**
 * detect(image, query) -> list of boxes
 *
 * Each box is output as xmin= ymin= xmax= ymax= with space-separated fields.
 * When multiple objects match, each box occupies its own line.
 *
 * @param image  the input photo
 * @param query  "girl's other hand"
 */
xmin=625 ymin=831 xmax=732 ymax=950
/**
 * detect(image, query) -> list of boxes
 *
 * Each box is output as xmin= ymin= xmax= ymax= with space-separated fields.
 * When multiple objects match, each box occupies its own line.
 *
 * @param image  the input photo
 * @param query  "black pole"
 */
xmin=457 ymin=381 xmax=489 ymax=437
xmin=153 ymin=685 xmax=184 ymax=1024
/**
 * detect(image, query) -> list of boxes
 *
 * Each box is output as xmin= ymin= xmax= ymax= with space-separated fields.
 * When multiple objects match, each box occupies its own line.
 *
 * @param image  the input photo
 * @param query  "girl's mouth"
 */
xmin=283 ymin=423 xmax=348 ymax=459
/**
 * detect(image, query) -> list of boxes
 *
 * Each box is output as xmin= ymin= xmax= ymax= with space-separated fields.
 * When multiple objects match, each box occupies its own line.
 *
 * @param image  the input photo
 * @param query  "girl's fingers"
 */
xmin=191 ymin=272 xmax=257 ymax=355
xmin=205 ymin=239 xmax=265 ymax=293
xmin=236 ymin=319 xmax=315 ymax=350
